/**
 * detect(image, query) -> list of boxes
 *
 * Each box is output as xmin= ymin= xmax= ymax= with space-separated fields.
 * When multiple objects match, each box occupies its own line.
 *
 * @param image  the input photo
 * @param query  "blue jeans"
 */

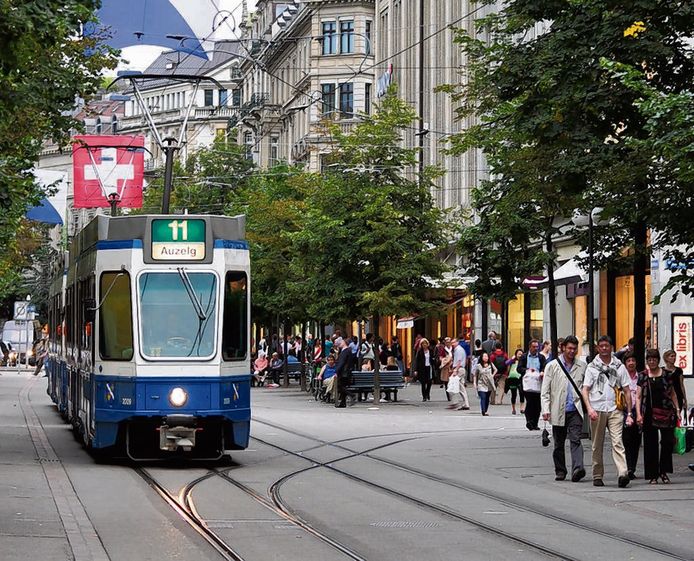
xmin=478 ymin=390 xmax=490 ymax=414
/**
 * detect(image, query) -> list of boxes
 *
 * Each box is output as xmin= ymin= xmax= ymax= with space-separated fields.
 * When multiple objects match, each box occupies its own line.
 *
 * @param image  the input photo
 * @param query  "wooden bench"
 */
xmin=346 ymin=370 xmax=405 ymax=402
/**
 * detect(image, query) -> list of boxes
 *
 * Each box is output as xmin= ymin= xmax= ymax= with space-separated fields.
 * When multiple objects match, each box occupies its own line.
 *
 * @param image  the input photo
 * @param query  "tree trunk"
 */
xmin=373 ymin=313 xmax=380 ymax=402
xmin=546 ymin=231 xmax=558 ymax=358
xmin=632 ymin=221 xmax=648 ymax=371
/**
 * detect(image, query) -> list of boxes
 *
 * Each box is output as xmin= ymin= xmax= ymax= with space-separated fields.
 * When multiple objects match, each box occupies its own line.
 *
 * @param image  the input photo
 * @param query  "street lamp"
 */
xmin=572 ymin=207 xmax=603 ymax=361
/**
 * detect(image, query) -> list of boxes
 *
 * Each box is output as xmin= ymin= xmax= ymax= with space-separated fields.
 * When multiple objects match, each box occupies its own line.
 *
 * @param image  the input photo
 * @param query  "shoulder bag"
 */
xmin=556 ymin=359 xmax=591 ymax=440
xmin=648 ymin=377 xmax=676 ymax=429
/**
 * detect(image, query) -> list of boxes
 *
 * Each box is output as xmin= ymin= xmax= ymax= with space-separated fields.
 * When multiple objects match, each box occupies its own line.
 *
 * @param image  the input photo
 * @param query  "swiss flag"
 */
xmin=72 ymin=135 xmax=144 ymax=209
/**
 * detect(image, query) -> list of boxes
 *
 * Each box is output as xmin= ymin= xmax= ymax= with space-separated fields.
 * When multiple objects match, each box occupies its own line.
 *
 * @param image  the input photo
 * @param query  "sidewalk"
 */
xmin=0 ymin=369 xmax=108 ymax=561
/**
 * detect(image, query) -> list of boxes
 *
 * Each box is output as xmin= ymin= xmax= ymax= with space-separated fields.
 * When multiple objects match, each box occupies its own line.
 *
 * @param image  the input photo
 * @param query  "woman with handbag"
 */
xmin=636 ymin=348 xmax=680 ymax=484
xmin=413 ymin=338 xmax=434 ymax=402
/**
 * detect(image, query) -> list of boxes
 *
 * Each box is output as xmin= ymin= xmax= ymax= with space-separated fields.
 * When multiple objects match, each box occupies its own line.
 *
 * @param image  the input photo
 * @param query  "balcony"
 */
xmin=193 ymin=106 xmax=240 ymax=119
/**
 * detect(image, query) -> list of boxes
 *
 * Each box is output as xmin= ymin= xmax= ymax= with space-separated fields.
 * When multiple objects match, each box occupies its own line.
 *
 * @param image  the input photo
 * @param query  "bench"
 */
xmin=346 ymin=370 xmax=405 ymax=402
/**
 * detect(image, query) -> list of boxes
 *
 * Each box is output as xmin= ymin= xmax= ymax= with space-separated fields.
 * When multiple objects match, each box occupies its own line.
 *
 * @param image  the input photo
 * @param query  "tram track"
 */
xmin=252 ymin=417 xmax=694 ymax=561
xmin=135 ymin=467 xmax=247 ymax=561
xmin=136 ymin=438 xmax=420 ymax=561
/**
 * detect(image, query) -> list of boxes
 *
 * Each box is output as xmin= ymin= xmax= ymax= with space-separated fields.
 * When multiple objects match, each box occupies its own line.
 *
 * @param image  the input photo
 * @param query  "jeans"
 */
xmin=478 ymin=390 xmax=490 ymax=413
xmin=552 ymin=410 xmax=584 ymax=476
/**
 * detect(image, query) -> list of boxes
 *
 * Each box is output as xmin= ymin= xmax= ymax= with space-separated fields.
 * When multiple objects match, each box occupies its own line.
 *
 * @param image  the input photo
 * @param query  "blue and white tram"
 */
xmin=46 ymin=214 xmax=251 ymax=460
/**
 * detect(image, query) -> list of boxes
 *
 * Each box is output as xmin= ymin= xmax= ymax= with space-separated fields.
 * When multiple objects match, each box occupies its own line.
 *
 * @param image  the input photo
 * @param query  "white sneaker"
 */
xmin=379 ymin=398 xmax=387 ymax=403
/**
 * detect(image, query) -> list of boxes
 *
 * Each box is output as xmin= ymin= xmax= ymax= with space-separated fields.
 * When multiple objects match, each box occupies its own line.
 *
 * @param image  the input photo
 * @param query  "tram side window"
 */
xmin=99 ymin=271 xmax=133 ymax=360
xmin=222 ymin=272 xmax=247 ymax=361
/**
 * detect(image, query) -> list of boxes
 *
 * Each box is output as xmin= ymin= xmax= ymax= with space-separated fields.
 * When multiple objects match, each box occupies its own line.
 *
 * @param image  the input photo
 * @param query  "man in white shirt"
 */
xmin=582 ymin=335 xmax=633 ymax=488
xmin=449 ymin=337 xmax=470 ymax=410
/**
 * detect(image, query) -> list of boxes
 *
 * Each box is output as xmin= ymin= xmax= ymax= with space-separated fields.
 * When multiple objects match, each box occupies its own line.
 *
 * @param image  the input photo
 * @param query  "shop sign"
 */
xmin=672 ymin=314 xmax=693 ymax=376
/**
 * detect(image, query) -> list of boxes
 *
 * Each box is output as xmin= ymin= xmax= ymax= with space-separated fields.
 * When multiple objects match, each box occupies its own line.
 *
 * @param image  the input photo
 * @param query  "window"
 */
xmin=222 ymin=271 xmax=248 ymax=361
xmin=322 ymin=21 xmax=337 ymax=54
xmin=204 ymin=89 xmax=214 ymax=106
xmin=138 ymin=272 xmax=217 ymax=360
xmin=321 ymin=83 xmax=336 ymax=116
xmin=232 ymin=89 xmax=241 ymax=107
xmin=339 ymin=83 xmax=353 ymax=118
xmin=340 ymin=20 xmax=354 ymax=54
xmin=365 ymin=20 xmax=372 ymax=55
xmin=269 ymin=135 xmax=279 ymax=166
xmin=99 ymin=271 xmax=133 ymax=360
xmin=219 ymin=89 xmax=228 ymax=106
xmin=365 ymin=83 xmax=371 ymax=114
xmin=244 ymin=131 xmax=253 ymax=160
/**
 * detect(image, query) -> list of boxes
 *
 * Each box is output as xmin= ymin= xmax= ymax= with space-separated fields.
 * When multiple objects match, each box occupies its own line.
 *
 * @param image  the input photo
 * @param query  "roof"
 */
xmin=137 ymin=41 xmax=243 ymax=91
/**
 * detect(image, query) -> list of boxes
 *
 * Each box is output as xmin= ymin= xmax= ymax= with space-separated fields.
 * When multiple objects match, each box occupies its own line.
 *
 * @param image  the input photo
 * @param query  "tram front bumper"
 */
xmin=159 ymin=414 xmax=197 ymax=452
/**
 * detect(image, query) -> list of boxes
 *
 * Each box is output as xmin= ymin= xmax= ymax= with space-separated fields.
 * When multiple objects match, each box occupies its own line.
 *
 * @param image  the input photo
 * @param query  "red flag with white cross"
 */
xmin=72 ymin=135 xmax=145 ymax=208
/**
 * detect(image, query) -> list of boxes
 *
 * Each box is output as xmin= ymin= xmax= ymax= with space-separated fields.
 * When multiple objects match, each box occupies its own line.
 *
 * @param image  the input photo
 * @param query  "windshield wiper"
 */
xmin=177 ymin=267 xmax=207 ymax=321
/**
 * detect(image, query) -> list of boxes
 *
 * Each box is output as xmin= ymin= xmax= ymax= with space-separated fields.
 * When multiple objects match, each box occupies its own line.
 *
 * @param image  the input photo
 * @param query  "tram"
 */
xmin=45 ymin=214 xmax=251 ymax=460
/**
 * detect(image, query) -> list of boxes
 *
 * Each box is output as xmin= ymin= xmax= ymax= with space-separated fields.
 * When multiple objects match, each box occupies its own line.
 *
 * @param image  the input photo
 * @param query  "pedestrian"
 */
xmin=636 ymin=348 xmax=679 ymax=484
xmin=505 ymin=349 xmax=524 ymax=415
xmin=582 ymin=335 xmax=633 ymax=488
xmin=268 ymin=352 xmax=283 ymax=387
xmin=414 ymin=338 xmax=434 ymax=402
xmin=360 ymin=333 xmax=375 ymax=367
xmin=473 ymin=352 xmax=496 ymax=416
xmin=252 ymin=351 xmax=269 ymax=386
xmin=481 ymin=331 xmax=497 ymax=355
xmin=378 ymin=337 xmax=389 ymax=368
xmin=391 ymin=336 xmax=404 ymax=373
xmin=662 ymin=349 xmax=688 ymax=418
xmin=492 ymin=341 xmax=509 ymax=404
xmin=541 ymin=335 xmax=587 ymax=482
xmin=449 ymin=337 xmax=470 ymax=410
xmin=517 ymin=339 xmax=547 ymax=430
xmin=621 ymin=351 xmax=641 ymax=480
xmin=438 ymin=337 xmax=453 ymax=401
xmin=334 ymin=337 xmax=354 ymax=408
xmin=32 ymin=330 xmax=49 ymax=376
xmin=349 ymin=336 xmax=359 ymax=357
xmin=324 ymin=336 xmax=333 ymax=358
xmin=540 ymin=340 xmax=553 ymax=362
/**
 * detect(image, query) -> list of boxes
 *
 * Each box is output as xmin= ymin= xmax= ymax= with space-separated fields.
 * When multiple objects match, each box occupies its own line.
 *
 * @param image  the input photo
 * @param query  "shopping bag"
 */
xmin=446 ymin=376 xmax=460 ymax=394
xmin=674 ymin=426 xmax=687 ymax=455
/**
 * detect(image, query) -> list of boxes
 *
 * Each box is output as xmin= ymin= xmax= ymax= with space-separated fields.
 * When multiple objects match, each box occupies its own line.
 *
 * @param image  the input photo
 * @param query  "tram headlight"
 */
xmin=169 ymin=387 xmax=188 ymax=408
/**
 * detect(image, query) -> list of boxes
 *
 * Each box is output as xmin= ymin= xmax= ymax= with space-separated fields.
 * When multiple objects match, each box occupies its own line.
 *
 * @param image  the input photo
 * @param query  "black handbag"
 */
xmin=556 ymin=358 xmax=591 ymax=440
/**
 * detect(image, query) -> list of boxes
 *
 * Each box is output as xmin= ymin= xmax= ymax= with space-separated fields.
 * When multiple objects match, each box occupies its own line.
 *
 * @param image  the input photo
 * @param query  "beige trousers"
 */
xmin=590 ymin=409 xmax=628 ymax=480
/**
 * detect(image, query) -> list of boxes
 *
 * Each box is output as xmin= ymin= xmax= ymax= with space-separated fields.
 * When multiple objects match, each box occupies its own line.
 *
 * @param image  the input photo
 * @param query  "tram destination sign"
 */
xmin=151 ymin=219 xmax=206 ymax=260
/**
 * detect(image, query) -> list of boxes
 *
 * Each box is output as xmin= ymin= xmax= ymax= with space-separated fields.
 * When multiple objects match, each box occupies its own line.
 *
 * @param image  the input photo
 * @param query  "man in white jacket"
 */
xmin=581 ymin=335 xmax=633 ymax=488
xmin=541 ymin=336 xmax=587 ymax=482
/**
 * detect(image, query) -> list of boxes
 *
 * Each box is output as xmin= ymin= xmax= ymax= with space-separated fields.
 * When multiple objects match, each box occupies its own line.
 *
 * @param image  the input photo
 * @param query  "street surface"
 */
xmin=2 ymin=368 xmax=693 ymax=561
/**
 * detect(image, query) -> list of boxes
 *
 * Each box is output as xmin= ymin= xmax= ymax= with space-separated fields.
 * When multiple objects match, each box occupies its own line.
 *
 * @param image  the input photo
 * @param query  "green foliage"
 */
xmin=139 ymin=135 xmax=256 ymax=214
xmin=445 ymin=1 xmax=694 ymax=304
xmin=0 ymin=0 xmax=117 ymax=285
xmin=293 ymin=91 xmax=449 ymax=323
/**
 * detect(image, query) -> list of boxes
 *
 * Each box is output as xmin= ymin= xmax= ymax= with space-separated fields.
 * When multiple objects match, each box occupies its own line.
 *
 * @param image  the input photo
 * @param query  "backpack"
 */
xmin=493 ymin=353 xmax=508 ymax=377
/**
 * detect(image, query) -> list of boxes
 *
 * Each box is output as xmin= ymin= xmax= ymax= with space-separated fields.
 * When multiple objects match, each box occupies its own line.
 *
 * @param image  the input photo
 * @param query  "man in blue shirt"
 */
xmin=541 ymin=336 xmax=587 ymax=482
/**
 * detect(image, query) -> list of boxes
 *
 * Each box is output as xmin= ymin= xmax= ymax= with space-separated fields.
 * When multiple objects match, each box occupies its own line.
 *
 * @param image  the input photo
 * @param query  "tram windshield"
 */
xmin=138 ymin=272 xmax=217 ymax=359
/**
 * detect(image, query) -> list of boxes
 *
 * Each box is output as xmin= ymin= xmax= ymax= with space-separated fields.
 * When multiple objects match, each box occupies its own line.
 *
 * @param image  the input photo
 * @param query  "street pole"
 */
xmin=587 ymin=210 xmax=595 ymax=362
xmin=161 ymin=140 xmax=177 ymax=214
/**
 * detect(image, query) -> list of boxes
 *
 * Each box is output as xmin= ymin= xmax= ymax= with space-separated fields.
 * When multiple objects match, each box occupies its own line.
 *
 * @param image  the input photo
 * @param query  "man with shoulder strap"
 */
xmin=541 ymin=335 xmax=587 ymax=482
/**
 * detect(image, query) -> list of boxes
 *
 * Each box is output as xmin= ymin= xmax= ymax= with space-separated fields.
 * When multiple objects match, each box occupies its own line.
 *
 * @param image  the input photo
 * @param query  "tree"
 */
xmin=0 ymin=0 xmax=116 ymax=252
xmin=445 ymin=1 xmax=694 ymax=367
xmin=295 ymin=90 xmax=449 ymax=331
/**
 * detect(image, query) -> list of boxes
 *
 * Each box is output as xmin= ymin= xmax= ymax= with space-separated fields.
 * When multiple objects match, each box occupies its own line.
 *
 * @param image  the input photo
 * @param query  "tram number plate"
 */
xmin=151 ymin=219 xmax=206 ymax=260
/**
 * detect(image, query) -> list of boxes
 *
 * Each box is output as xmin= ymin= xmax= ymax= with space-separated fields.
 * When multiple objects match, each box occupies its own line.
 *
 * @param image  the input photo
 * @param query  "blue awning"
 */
xmin=26 ymin=199 xmax=63 ymax=225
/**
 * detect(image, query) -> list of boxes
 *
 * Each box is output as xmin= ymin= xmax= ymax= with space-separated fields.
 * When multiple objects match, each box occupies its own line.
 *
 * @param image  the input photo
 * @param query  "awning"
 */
xmin=523 ymin=254 xmax=588 ymax=290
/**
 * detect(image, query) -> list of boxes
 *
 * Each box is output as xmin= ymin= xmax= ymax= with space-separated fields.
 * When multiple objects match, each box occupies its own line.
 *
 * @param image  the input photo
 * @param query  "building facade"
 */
xmin=234 ymin=0 xmax=376 ymax=171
